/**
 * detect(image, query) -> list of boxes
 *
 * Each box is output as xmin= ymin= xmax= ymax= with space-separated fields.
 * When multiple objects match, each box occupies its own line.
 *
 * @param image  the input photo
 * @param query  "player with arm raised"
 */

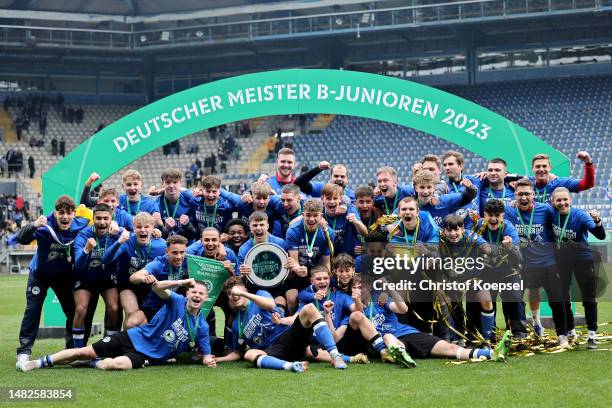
xmin=550 ymin=187 xmax=606 ymax=349
xmin=73 ymin=204 xmax=124 ymax=347
xmin=129 ymin=235 xmax=190 ymax=323
xmin=154 ymin=168 xmax=197 ymax=241
xmin=504 ymin=178 xmax=569 ymax=346
xmin=295 ymin=161 xmax=355 ymax=202
xmin=15 ymin=195 xmax=89 ymax=369
xmin=529 ymin=152 xmax=595 ymax=203
xmin=374 ymin=166 xmax=415 ymax=215
xmin=217 ymin=276 xmax=347 ymax=371
xmin=19 ymin=278 xmax=215 ymax=371
xmin=102 ymin=212 xmax=167 ymax=329
xmin=321 ymin=183 xmax=367 ymax=257
xmin=190 ymin=175 xmax=241 ymax=235
xmin=285 ymin=198 xmax=334 ymax=313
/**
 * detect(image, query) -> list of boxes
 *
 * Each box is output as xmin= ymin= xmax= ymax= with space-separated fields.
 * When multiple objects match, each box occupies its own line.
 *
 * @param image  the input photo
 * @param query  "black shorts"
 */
xmin=336 ymin=325 xmax=371 ymax=356
xmin=522 ymin=265 xmax=563 ymax=300
xmin=142 ymin=307 xmax=161 ymax=322
xmin=285 ymin=274 xmax=310 ymax=291
xmin=396 ymin=332 xmax=442 ymax=359
xmin=118 ymin=282 xmax=150 ymax=307
xmin=246 ymin=280 xmax=288 ymax=299
xmin=91 ymin=332 xmax=149 ymax=369
xmin=74 ymin=274 xmax=118 ymax=293
xmin=264 ymin=318 xmax=312 ymax=362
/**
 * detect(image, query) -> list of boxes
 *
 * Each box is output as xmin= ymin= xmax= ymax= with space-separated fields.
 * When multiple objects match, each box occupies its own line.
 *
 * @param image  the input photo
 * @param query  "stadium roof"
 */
xmin=0 ymin=0 xmax=406 ymax=22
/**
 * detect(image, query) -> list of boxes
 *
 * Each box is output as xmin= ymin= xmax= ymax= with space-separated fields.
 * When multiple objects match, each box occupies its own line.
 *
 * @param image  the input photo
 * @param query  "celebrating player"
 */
xmin=119 ymin=169 xmax=160 ymax=216
xmin=19 ymin=278 xmax=215 ymax=371
xmin=15 ymin=195 xmax=90 ymax=368
xmin=129 ymin=235 xmax=191 ymax=322
xmin=217 ymin=276 xmax=347 ymax=371
xmin=73 ymin=204 xmax=124 ymax=346
xmin=504 ymin=178 xmax=568 ymax=346
xmin=550 ymin=187 xmax=606 ymax=348
xmin=102 ymin=212 xmax=167 ymax=328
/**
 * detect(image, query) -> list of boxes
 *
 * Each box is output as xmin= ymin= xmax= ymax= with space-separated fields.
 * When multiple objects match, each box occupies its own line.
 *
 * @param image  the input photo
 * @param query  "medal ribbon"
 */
xmin=535 ymin=185 xmax=547 ymax=203
xmin=164 ymin=196 xmax=179 ymax=220
xmin=324 ymin=209 xmax=338 ymax=232
xmin=488 ymin=186 xmax=506 ymax=200
xmin=169 ymin=263 xmax=183 ymax=280
xmin=314 ymin=289 xmax=331 ymax=310
xmin=383 ymin=191 xmax=399 ymax=215
xmin=483 ymin=221 xmax=504 ymax=244
xmin=304 ymin=224 xmax=319 ymax=256
xmin=402 ymin=217 xmax=420 ymax=246
xmin=129 ymin=198 xmax=141 ymax=216
xmin=518 ymin=206 xmax=535 ymax=240
xmin=137 ymin=240 xmax=152 ymax=263
xmin=185 ymin=310 xmax=200 ymax=346
xmin=556 ymin=209 xmax=571 ymax=243
xmin=203 ymin=202 xmax=218 ymax=228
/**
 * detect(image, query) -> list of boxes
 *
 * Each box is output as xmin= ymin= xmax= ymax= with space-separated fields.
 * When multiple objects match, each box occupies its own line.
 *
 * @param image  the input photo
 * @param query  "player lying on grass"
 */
xmin=360 ymin=278 xmax=512 ymax=365
xmin=19 ymin=278 xmax=215 ymax=371
xmin=216 ymin=276 xmax=347 ymax=372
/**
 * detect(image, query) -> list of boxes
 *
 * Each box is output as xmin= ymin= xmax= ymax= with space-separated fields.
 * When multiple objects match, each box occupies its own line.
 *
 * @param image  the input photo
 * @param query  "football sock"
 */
xmin=71 ymin=328 xmax=85 ymax=348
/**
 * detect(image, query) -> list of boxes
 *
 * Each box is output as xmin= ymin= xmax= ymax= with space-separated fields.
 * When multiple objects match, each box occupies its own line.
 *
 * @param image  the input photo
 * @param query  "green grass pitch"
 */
xmin=1 ymin=274 xmax=611 ymax=408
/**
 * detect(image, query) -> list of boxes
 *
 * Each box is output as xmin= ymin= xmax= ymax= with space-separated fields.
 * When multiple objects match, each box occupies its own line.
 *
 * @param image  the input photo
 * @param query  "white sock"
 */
xmin=588 ymin=330 xmax=596 ymax=339
xmin=282 ymin=362 xmax=292 ymax=370
xmin=455 ymin=347 xmax=465 ymax=360
xmin=531 ymin=309 xmax=541 ymax=326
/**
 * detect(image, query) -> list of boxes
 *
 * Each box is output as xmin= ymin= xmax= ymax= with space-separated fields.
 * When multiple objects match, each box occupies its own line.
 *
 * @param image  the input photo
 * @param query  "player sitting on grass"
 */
xmin=216 ymin=276 xmax=347 ymax=372
xmin=301 ymin=258 xmax=400 ymax=365
xmin=19 ymin=278 xmax=216 ymax=371
xmin=360 ymin=278 xmax=511 ymax=365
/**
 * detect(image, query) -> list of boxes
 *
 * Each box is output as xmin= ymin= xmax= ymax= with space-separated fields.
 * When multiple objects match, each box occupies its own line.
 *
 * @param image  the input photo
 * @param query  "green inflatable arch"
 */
xmin=43 ymin=68 xmax=570 ymax=212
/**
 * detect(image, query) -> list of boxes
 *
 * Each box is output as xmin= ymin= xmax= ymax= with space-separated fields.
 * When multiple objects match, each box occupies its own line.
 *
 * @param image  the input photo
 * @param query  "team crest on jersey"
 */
xmin=47 ymin=251 xmax=60 ymax=261
xmin=163 ymin=329 xmax=176 ymax=343
xmin=30 ymin=286 xmax=40 ymax=295
xmin=455 ymin=208 xmax=468 ymax=218
xmin=252 ymin=335 xmax=263 ymax=345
